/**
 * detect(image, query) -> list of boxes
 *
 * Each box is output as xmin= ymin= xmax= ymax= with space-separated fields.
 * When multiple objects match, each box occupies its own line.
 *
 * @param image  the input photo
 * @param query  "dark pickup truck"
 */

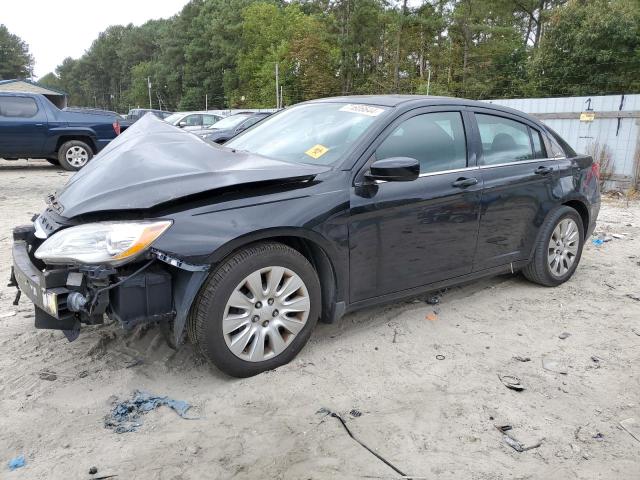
xmin=0 ymin=92 xmax=125 ymax=171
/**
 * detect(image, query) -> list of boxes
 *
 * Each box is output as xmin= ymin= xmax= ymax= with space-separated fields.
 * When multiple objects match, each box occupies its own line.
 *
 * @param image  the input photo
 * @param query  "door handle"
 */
xmin=451 ymin=177 xmax=478 ymax=188
xmin=535 ymin=166 xmax=553 ymax=175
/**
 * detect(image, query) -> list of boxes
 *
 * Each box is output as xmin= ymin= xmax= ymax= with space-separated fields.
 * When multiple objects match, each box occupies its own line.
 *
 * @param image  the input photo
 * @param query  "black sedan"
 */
xmin=10 ymin=96 xmax=600 ymax=377
xmin=191 ymin=112 xmax=271 ymax=143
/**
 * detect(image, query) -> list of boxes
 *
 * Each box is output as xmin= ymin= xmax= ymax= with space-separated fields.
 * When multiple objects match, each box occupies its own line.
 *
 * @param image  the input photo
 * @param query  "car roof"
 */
xmin=130 ymin=108 xmax=165 ymax=113
xmin=310 ymin=95 xmax=452 ymax=107
xmin=176 ymin=111 xmax=221 ymax=115
xmin=307 ymin=94 xmax=542 ymax=127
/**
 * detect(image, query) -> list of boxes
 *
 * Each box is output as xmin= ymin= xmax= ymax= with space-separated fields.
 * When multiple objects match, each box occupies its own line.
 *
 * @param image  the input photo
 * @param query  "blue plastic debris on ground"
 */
xmin=7 ymin=454 xmax=25 ymax=471
xmin=592 ymin=238 xmax=604 ymax=246
xmin=104 ymin=390 xmax=193 ymax=433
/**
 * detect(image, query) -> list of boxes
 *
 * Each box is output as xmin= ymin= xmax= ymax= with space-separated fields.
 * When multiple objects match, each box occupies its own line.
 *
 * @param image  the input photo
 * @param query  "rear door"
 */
xmin=471 ymin=109 xmax=559 ymax=271
xmin=349 ymin=108 xmax=482 ymax=302
xmin=0 ymin=95 xmax=48 ymax=157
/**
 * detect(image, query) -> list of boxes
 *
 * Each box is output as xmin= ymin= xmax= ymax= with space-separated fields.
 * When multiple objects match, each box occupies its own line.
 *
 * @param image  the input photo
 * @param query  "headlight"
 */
xmin=35 ymin=220 xmax=172 ymax=266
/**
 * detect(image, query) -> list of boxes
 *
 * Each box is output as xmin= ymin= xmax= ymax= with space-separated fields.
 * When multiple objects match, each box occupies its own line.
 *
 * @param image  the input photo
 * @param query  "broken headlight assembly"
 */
xmin=35 ymin=220 xmax=172 ymax=266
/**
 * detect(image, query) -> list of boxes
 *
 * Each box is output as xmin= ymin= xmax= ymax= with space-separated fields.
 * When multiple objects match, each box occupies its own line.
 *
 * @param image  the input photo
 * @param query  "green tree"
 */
xmin=38 ymin=72 xmax=63 ymax=90
xmin=231 ymin=2 xmax=340 ymax=106
xmin=0 ymin=24 xmax=34 ymax=79
xmin=43 ymin=0 xmax=640 ymax=110
xmin=181 ymin=0 xmax=254 ymax=110
xmin=529 ymin=0 xmax=640 ymax=96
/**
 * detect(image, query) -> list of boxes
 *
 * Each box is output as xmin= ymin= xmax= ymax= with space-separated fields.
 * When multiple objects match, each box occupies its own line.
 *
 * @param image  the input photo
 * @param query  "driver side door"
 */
xmin=348 ymin=108 xmax=483 ymax=303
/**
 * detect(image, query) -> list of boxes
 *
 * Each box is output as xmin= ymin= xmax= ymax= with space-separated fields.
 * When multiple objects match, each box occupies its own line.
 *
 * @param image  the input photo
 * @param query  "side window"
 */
xmin=476 ymin=114 xmax=534 ymax=165
xmin=0 ymin=96 xmax=39 ymax=118
xmin=185 ymin=114 xmax=202 ymax=126
xmin=546 ymin=127 xmax=576 ymax=158
xmin=376 ymin=112 xmax=467 ymax=174
xmin=202 ymin=115 xmax=218 ymax=126
xmin=530 ymin=128 xmax=546 ymax=159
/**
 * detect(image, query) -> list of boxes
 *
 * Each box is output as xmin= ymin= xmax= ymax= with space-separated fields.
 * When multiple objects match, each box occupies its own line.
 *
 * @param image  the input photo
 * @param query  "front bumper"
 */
xmin=10 ymin=225 xmax=177 ymax=341
xmin=12 ymin=240 xmax=66 ymax=318
xmin=11 ymin=227 xmax=80 ymax=336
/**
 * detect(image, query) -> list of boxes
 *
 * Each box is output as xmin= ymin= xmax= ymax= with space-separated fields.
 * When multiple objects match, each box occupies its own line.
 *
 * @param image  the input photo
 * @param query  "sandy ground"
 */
xmin=0 ymin=158 xmax=639 ymax=480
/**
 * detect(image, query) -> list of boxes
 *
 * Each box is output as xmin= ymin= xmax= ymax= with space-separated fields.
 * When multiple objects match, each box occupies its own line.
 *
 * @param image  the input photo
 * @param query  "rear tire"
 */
xmin=523 ymin=206 xmax=584 ymax=287
xmin=188 ymin=242 xmax=321 ymax=377
xmin=58 ymin=140 xmax=93 ymax=171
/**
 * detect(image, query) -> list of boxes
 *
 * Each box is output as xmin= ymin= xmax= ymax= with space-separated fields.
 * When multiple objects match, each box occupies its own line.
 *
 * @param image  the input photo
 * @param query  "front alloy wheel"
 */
xmin=188 ymin=242 xmax=321 ymax=377
xmin=223 ymin=266 xmax=311 ymax=362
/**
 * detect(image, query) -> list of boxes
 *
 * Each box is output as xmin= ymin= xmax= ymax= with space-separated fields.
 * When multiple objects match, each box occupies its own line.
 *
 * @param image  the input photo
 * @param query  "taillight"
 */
xmin=591 ymin=161 xmax=600 ymax=181
xmin=112 ymin=121 xmax=121 ymax=136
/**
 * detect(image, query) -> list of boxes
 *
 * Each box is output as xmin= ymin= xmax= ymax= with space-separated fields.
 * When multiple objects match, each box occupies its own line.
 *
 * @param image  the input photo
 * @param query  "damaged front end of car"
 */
xmin=9 ymin=113 xmax=328 ymax=345
xmin=9 ymin=209 xmax=209 ymax=343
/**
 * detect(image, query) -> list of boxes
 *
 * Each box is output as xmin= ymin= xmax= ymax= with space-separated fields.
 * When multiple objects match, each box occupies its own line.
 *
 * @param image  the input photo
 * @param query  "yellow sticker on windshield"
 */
xmin=305 ymin=144 xmax=329 ymax=159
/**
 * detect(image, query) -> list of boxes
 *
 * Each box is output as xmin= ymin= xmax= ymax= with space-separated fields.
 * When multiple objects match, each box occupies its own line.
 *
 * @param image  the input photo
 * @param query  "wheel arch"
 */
xmin=205 ymin=228 xmax=345 ymax=324
xmin=562 ymin=199 xmax=589 ymax=236
xmin=527 ymin=201 xmax=589 ymax=261
xmin=55 ymin=135 xmax=97 ymax=154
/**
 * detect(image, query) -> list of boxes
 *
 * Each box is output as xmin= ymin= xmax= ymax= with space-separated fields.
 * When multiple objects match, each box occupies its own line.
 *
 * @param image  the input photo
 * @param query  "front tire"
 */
xmin=188 ymin=242 xmax=321 ymax=377
xmin=523 ymin=206 xmax=584 ymax=287
xmin=58 ymin=140 xmax=93 ymax=171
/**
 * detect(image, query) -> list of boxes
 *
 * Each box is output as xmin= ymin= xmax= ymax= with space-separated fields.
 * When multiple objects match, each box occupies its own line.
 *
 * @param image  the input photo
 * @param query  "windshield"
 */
xmin=226 ymin=103 xmax=387 ymax=165
xmin=164 ymin=113 xmax=184 ymax=125
xmin=210 ymin=114 xmax=252 ymax=129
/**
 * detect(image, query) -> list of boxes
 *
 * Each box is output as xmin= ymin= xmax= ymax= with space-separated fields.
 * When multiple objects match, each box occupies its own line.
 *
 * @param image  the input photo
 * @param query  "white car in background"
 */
xmin=164 ymin=111 xmax=223 ymax=131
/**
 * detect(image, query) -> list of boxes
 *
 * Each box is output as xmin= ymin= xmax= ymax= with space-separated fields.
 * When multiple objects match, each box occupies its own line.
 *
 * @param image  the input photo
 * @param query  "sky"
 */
xmin=4 ymin=0 xmax=427 ymax=79
xmin=2 ymin=0 xmax=191 ymax=79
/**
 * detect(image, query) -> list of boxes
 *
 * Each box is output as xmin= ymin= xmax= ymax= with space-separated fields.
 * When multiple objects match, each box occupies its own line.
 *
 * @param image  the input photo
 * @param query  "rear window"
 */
xmin=531 ymin=129 xmax=546 ymax=159
xmin=546 ymin=127 xmax=577 ymax=158
xmin=476 ymin=114 xmax=534 ymax=165
xmin=0 ymin=96 xmax=38 ymax=117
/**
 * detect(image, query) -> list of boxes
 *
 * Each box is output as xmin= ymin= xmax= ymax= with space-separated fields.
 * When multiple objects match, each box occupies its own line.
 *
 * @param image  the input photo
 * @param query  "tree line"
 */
xmin=2 ymin=0 xmax=640 ymax=112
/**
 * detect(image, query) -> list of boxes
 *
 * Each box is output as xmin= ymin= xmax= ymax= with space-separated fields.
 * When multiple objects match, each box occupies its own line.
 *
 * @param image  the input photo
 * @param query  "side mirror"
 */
xmin=179 ymin=121 xmax=187 ymax=127
xmin=366 ymin=157 xmax=420 ymax=182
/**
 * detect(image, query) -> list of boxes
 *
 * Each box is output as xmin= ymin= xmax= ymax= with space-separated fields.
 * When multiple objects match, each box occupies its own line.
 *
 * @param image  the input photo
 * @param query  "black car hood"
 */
xmin=54 ymin=115 xmax=329 ymax=218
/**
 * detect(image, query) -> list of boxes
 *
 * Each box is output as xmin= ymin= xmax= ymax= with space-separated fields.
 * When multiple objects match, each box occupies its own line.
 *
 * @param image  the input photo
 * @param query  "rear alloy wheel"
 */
xmin=523 ymin=206 xmax=584 ymax=286
xmin=188 ymin=242 xmax=321 ymax=377
xmin=58 ymin=140 xmax=94 ymax=171
xmin=547 ymin=218 xmax=580 ymax=277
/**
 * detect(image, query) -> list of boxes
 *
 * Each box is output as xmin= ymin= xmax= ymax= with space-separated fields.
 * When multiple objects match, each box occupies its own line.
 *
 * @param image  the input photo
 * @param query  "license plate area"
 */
xmin=13 ymin=265 xmax=59 ymax=317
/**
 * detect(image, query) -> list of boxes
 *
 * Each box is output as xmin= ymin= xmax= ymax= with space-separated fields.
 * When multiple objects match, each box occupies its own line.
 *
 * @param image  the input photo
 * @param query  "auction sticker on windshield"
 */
xmin=339 ymin=104 xmax=385 ymax=117
xmin=305 ymin=144 xmax=329 ymax=159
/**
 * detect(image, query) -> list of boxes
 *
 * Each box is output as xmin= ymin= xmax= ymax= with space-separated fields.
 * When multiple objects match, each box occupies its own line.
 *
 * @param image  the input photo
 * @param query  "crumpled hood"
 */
xmin=54 ymin=114 xmax=329 ymax=218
